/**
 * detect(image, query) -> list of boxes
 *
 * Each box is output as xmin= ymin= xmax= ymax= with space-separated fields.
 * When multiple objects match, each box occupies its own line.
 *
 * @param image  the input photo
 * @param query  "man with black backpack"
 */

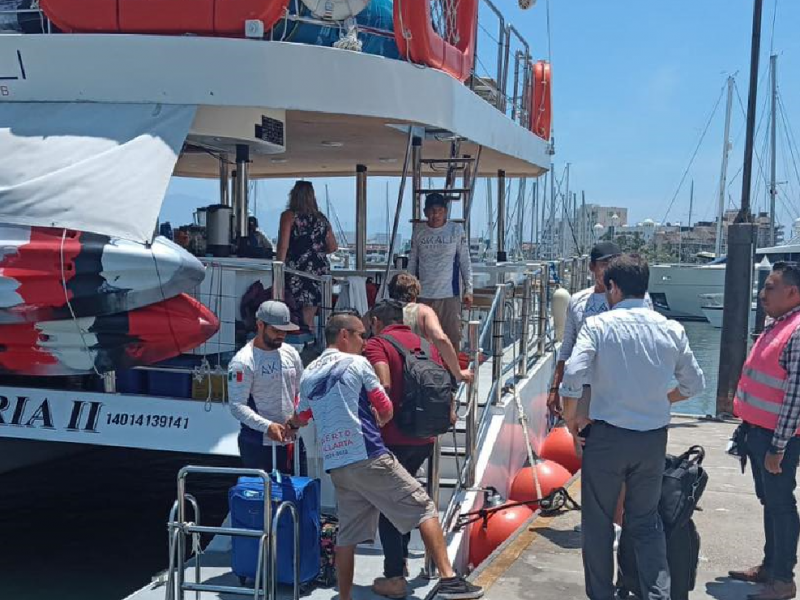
xmin=364 ymin=299 xmax=456 ymax=599
xmin=290 ymin=310 xmax=482 ymax=600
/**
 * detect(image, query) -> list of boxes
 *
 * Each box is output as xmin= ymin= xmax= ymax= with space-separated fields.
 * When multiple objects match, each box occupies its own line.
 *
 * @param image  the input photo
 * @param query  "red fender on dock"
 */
xmin=469 ymin=503 xmax=534 ymax=567
xmin=40 ymin=0 xmax=290 ymax=36
xmin=508 ymin=459 xmax=571 ymax=503
xmin=539 ymin=425 xmax=582 ymax=474
xmin=393 ymin=0 xmax=478 ymax=82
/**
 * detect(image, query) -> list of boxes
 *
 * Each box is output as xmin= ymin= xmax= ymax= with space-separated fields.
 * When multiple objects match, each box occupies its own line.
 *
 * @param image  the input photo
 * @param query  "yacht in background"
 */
xmin=698 ymin=292 xmax=756 ymax=329
xmin=649 ymin=260 xmax=727 ymax=320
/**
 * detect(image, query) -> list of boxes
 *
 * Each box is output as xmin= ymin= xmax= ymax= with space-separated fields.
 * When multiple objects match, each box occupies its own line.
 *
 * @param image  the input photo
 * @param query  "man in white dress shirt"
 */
xmin=549 ymin=241 xmax=654 ymax=543
xmin=548 ymin=240 xmax=653 ymax=419
xmin=560 ymin=254 xmax=705 ymax=600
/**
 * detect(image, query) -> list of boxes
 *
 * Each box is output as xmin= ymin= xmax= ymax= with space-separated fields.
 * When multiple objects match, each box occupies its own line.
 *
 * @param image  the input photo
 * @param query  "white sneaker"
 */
xmin=613 ymin=524 xmax=622 ymax=551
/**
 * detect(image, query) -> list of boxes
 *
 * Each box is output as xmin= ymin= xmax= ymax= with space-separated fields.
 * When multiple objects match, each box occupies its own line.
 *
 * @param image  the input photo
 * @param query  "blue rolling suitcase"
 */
xmin=229 ymin=473 xmax=321 ymax=585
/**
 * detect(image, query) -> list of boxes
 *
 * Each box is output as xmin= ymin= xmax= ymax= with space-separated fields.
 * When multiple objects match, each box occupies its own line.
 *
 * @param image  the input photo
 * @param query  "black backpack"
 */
xmin=660 ymin=445 xmax=708 ymax=532
xmin=379 ymin=334 xmax=454 ymax=439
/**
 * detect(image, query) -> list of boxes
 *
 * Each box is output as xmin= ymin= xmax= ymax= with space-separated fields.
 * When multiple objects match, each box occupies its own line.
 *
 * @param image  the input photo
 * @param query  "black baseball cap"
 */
xmin=424 ymin=193 xmax=449 ymax=211
xmin=590 ymin=241 xmax=622 ymax=263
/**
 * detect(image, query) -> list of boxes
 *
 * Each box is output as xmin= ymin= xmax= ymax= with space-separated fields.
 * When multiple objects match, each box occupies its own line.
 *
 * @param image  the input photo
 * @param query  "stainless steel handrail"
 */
xmin=440 ymin=265 xmax=548 ymax=535
xmin=423 ymin=436 xmax=442 ymax=579
xmin=271 ymin=502 xmax=300 ymax=600
xmin=167 ymin=466 xmax=283 ymax=600
xmin=491 ymin=284 xmax=506 ymax=406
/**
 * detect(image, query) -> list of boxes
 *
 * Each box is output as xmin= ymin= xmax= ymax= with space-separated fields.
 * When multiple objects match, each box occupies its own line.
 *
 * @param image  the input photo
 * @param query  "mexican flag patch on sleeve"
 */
xmin=228 ymin=370 xmax=244 ymax=383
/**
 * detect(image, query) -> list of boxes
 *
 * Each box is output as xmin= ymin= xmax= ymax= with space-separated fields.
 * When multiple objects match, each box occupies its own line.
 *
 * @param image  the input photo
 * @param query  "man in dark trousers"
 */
xmin=364 ymin=299 xmax=453 ymax=599
xmin=730 ymin=261 xmax=800 ymax=600
xmin=560 ymin=254 xmax=705 ymax=600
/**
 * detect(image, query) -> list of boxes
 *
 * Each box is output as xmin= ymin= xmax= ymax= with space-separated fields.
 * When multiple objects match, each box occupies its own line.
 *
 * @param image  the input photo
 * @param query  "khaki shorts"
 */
xmin=329 ymin=453 xmax=438 ymax=547
xmin=420 ymin=296 xmax=462 ymax=350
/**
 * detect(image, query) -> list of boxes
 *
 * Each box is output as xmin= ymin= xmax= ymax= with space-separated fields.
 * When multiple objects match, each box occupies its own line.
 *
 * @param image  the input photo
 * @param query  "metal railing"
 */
xmin=438 ymin=264 xmax=555 ymax=538
xmin=5 ymin=0 xmax=537 ymax=130
xmin=471 ymin=0 xmax=536 ymax=129
xmin=165 ymin=466 xmax=300 ymax=600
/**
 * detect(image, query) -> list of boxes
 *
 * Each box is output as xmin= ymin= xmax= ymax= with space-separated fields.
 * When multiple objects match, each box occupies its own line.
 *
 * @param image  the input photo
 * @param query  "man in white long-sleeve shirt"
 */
xmin=228 ymin=300 xmax=306 ymax=474
xmin=549 ymin=241 xmax=653 ymax=418
xmin=407 ymin=193 xmax=473 ymax=350
xmin=560 ymin=254 xmax=705 ymax=600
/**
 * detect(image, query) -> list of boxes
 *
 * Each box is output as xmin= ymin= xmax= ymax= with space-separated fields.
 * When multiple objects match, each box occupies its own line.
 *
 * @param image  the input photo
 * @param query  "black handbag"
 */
xmin=660 ymin=445 xmax=708 ymax=532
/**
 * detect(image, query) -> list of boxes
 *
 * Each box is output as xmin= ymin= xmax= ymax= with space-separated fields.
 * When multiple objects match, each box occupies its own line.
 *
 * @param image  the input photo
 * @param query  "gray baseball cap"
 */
xmin=256 ymin=300 xmax=299 ymax=332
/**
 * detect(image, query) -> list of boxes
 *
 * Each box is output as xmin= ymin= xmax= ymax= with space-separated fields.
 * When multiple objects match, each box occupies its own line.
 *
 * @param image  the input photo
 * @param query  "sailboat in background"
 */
xmin=648 ymin=54 xmax=800 ymax=321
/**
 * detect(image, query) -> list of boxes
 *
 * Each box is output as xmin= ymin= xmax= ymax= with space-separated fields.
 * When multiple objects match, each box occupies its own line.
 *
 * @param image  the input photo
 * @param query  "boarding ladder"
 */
xmin=411 ymin=137 xmax=483 ymax=231
xmin=164 ymin=466 xmax=300 ymax=600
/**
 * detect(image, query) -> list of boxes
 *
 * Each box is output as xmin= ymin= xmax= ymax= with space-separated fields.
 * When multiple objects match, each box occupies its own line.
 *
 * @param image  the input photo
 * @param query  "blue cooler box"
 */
xmin=229 ymin=475 xmax=321 ymax=584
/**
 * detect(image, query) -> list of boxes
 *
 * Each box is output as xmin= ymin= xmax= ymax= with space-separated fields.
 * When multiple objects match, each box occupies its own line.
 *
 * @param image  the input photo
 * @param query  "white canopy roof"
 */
xmin=0 ymin=102 xmax=195 ymax=243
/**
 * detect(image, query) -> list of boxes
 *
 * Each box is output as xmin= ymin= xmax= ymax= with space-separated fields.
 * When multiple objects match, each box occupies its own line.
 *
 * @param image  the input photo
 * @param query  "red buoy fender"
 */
xmin=540 ymin=425 xmax=582 ymax=474
xmin=468 ymin=503 xmax=534 ymax=567
xmin=508 ymin=460 xmax=571 ymax=503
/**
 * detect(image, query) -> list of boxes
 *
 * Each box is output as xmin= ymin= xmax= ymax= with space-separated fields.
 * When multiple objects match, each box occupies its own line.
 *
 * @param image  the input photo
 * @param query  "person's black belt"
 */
xmin=594 ymin=420 xmax=667 ymax=433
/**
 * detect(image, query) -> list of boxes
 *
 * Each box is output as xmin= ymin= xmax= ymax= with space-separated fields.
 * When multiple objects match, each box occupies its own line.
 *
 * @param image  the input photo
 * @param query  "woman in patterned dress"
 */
xmin=276 ymin=181 xmax=338 ymax=329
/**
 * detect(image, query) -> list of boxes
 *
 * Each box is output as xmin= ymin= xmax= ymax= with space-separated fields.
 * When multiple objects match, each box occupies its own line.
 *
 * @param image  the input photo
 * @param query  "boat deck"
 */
xmin=125 ymin=334 xmax=536 ymax=600
xmin=127 ymin=528 xmax=438 ymax=600
xmin=471 ymin=416 xmax=763 ymax=600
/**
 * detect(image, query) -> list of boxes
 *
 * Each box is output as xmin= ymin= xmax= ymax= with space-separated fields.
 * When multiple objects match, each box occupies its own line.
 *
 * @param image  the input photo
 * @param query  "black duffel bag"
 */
xmin=660 ymin=445 xmax=708 ymax=531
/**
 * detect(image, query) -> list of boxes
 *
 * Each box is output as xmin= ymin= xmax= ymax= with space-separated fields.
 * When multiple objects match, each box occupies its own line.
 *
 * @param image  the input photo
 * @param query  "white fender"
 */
xmin=552 ymin=286 xmax=571 ymax=342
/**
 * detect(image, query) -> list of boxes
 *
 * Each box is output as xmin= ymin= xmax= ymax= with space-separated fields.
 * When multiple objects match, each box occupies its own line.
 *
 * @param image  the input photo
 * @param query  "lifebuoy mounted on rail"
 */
xmin=393 ymin=0 xmax=478 ymax=82
xmin=40 ymin=0 xmax=290 ymax=36
xmin=529 ymin=59 xmax=552 ymax=140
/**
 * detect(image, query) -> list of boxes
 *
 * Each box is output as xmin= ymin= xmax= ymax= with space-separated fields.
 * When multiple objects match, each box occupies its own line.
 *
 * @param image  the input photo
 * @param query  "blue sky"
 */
xmin=160 ymin=0 xmax=800 ymax=244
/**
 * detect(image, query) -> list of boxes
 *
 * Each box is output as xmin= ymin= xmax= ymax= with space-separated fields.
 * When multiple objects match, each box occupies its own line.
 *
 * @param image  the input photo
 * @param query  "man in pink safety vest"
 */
xmin=730 ymin=261 xmax=800 ymax=600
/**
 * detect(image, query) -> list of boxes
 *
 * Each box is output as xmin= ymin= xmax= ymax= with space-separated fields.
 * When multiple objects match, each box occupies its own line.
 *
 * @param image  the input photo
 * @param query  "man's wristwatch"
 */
xmin=768 ymin=444 xmax=785 ymax=455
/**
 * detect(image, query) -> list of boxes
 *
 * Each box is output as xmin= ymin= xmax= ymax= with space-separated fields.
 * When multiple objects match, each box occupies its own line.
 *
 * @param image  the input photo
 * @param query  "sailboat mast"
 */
xmin=326 ymin=184 xmax=331 ymax=218
xmin=516 ymin=178 xmax=527 ymax=259
xmin=540 ymin=172 xmax=547 ymax=258
xmin=715 ymin=76 xmax=735 ymax=257
xmin=769 ymin=54 xmax=778 ymax=246
xmin=530 ymin=180 xmax=538 ymax=259
xmin=385 ymin=181 xmax=390 ymax=254
xmin=581 ymin=191 xmax=586 ymax=255
xmin=486 ymin=177 xmax=494 ymax=254
xmin=562 ymin=164 xmax=570 ymax=257
xmin=549 ymin=165 xmax=556 ymax=259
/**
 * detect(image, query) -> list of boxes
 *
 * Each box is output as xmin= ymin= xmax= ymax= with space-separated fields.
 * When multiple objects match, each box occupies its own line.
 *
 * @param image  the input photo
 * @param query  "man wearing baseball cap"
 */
xmin=548 ymin=241 xmax=652 ymax=544
xmin=228 ymin=300 xmax=306 ymax=474
xmin=407 ymin=193 xmax=473 ymax=351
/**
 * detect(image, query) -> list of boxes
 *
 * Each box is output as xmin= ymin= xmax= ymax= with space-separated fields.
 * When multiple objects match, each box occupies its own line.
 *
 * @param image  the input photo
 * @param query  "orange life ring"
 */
xmin=393 ymin=0 xmax=478 ymax=82
xmin=41 ymin=0 xmax=290 ymax=36
xmin=529 ymin=60 xmax=552 ymax=140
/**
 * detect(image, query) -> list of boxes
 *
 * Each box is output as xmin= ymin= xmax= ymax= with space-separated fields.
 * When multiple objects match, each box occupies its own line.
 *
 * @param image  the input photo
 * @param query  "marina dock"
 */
xmin=472 ymin=416 xmax=762 ymax=600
